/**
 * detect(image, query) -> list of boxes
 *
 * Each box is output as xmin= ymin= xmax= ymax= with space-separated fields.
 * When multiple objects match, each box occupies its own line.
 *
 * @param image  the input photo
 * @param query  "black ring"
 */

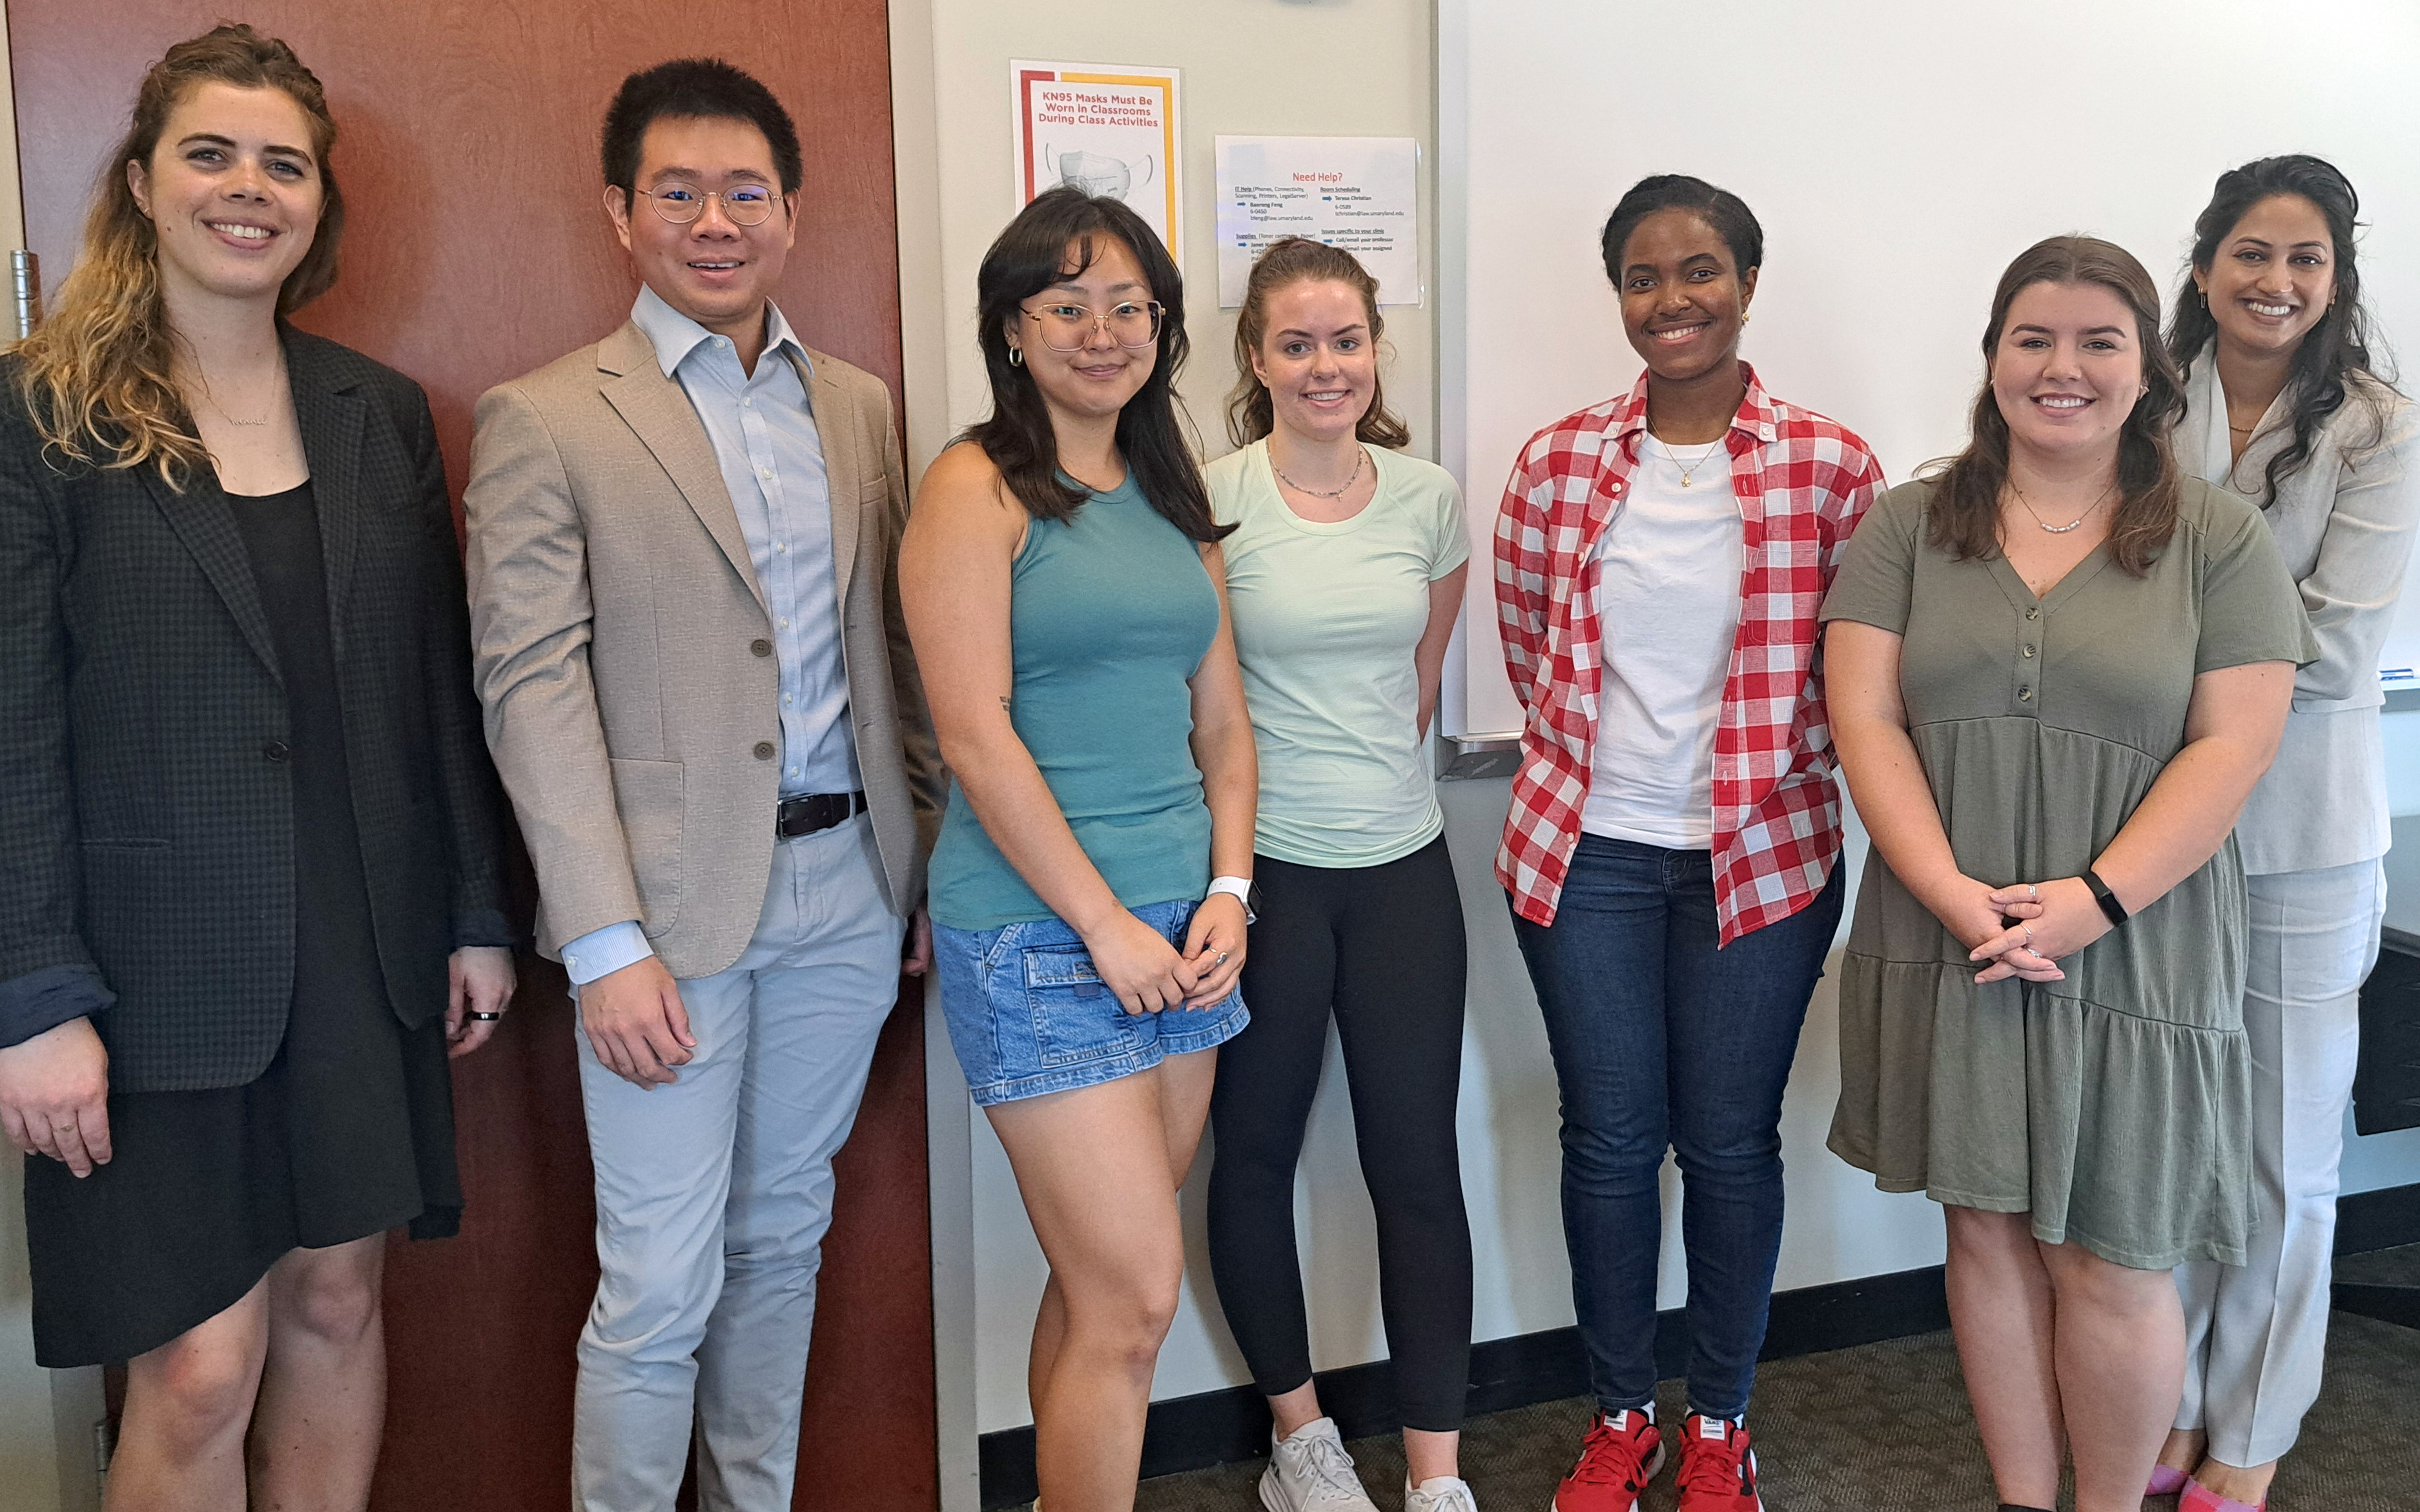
xmin=467 ymin=1011 xmax=503 ymax=1021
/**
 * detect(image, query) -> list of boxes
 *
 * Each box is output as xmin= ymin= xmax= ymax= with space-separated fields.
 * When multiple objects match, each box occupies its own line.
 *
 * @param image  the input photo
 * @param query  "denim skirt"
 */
xmin=936 ymin=896 xmax=1249 ymax=1106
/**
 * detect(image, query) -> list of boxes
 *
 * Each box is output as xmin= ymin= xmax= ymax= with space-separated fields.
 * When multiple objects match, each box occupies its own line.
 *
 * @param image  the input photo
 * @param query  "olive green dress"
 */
xmin=1820 ymin=478 xmax=2315 ymax=1270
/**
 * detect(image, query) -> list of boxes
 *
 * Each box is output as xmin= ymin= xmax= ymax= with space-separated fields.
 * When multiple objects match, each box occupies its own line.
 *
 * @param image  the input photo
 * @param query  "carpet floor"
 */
xmin=1137 ymin=1278 xmax=2420 ymax=1511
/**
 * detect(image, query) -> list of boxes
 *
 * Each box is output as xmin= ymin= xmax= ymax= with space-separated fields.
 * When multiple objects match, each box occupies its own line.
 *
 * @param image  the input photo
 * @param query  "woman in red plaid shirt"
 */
xmin=1493 ymin=175 xmax=1883 ymax=1512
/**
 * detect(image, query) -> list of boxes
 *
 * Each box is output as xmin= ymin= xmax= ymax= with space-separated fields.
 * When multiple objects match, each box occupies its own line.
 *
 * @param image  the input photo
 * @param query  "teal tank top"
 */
xmin=927 ymin=472 xmax=1221 ymax=930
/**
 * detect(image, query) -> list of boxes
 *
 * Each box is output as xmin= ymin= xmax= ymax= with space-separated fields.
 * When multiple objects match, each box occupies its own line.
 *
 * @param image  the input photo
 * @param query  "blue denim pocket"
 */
xmin=1021 ymin=941 xmax=1144 ymax=1068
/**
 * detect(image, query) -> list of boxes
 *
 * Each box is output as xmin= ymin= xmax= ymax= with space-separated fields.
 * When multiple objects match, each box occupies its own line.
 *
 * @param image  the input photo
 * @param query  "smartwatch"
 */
xmin=1206 ymin=875 xmax=1260 ymax=925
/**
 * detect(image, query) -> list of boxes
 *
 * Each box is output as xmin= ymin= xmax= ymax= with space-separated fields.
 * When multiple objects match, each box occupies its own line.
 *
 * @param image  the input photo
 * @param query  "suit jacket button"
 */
xmin=751 ymin=639 xmax=773 ymax=657
xmin=263 ymin=739 xmax=291 ymax=762
xmin=754 ymin=741 xmax=776 ymax=760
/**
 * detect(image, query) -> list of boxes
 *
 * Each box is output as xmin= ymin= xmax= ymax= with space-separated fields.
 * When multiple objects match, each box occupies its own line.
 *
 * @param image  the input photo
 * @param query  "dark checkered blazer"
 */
xmin=0 ymin=329 xmax=513 ymax=1091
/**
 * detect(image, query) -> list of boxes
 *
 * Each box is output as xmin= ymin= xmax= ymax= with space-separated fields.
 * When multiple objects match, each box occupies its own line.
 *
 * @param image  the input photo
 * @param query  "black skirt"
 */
xmin=24 ymin=481 xmax=462 ymax=1367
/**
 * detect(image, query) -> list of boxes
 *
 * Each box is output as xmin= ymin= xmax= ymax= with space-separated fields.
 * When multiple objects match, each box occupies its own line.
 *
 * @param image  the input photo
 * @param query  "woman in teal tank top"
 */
xmin=900 ymin=188 xmax=1256 ymax=1506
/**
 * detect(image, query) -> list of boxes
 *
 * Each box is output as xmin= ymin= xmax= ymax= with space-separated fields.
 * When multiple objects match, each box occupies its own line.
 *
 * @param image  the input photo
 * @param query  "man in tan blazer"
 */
xmin=463 ymin=59 xmax=939 ymax=1512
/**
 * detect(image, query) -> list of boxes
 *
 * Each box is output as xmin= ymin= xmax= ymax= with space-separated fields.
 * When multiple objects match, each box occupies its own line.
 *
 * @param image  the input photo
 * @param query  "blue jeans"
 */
xmin=1510 ymin=834 xmax=1843 ymax=1419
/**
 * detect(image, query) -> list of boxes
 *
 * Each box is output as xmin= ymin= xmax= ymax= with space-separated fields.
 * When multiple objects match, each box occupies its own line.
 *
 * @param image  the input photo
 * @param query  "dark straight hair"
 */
xmin=601 ymin=58 xmax=804 ymax=197
xmin=1600 ymin=173 xmax=1764 ymax=285
xmin=1930 ymin=236 xmax=2186 ymax=577
xmin=967 ymin=187 xmax=1227 ymax=541
xmin=2166 ymin=154 xmax=2392 ymax=507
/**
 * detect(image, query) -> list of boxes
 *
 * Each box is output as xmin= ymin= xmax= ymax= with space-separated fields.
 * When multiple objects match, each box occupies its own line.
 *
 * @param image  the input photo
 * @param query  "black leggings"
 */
xmin=1205 ymin=839 xmax=1473 ymax=1431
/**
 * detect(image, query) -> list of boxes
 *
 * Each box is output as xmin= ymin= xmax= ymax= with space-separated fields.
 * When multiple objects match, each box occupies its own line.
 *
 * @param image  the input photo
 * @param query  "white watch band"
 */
xmin=1206 ymin=875 xmax=1256 ymax=925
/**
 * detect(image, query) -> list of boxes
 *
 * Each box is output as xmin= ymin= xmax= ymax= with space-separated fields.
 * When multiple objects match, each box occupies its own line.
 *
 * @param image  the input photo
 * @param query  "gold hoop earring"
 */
xmin=1007 ymin=345 xmax=1024 ymax=367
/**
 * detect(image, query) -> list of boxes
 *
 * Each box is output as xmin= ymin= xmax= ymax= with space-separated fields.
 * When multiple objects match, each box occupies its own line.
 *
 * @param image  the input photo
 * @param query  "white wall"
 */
xmin=896 ymin=0 xmax=1437 ymax=481
xmin=890 ymin=0 xmax=1965 ymax=1467
xmin=890 ymin=0 xmax=1458 ymax=1457
xmin=896 ymin=4 xmax=2420 ymax=1488
xmin=1440 ymin=0 xmax=2420 ymax=739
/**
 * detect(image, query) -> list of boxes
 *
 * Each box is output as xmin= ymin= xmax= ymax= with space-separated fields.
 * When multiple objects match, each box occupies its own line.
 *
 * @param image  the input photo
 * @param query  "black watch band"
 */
xmin=2082 ymin=868 xmax=2129 ymax=926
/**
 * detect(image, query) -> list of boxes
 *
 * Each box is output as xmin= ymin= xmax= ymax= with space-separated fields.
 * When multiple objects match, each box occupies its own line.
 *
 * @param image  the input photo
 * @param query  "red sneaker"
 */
xmin=1552 ymin=1409 xmax=1665 ymax=1512
xmin=1675 ymin=1414 xmax=1762 ymax=1511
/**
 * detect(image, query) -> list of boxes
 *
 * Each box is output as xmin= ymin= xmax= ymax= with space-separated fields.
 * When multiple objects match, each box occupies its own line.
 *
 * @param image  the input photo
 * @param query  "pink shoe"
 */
xmin=2180 ymin=1478 xmax=2264 ymax=1512
xmin=2146 ymin=1466 xmax=2188 ymax=1497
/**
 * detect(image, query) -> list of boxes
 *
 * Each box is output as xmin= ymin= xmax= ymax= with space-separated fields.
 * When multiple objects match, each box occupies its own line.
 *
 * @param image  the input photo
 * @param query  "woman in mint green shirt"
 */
xmin=1202 ymin=238 xmax=1477 ymax=1512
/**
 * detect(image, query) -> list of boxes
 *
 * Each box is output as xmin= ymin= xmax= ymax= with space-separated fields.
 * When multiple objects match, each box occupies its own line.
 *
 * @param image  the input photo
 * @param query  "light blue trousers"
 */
xmin=570 ymin=815 xmax=905 ymax=1512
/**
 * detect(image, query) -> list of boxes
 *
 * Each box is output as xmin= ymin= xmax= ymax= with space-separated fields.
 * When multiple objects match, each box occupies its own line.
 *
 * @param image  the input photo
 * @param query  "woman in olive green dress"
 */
xmin=1820 ymin=237 xmax=2311 ymax=1512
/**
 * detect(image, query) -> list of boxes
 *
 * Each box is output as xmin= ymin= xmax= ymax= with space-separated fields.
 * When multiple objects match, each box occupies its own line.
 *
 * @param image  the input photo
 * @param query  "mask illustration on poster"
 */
xmin=1047 ymin=145 xmax=1154 ymax=201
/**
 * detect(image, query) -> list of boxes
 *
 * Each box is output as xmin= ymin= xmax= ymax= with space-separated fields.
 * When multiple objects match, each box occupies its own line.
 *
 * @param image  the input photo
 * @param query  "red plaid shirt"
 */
xmin=1493 ymin=365 xmax=1883 ymax=943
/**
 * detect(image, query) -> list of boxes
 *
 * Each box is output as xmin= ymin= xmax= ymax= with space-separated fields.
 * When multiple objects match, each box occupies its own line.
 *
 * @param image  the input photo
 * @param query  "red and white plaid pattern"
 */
xmin=1493 ymin=364 xmax=1883 ymax=943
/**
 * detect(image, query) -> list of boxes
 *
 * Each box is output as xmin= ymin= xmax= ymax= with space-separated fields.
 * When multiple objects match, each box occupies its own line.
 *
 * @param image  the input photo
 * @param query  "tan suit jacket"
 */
xmin=464 ymin=320 xmax=941 ymax=979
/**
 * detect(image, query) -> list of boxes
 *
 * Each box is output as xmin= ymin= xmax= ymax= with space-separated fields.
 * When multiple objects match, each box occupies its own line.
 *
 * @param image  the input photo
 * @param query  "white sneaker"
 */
xmin=1404 ymin=1473 xmax=1480 ymax=1512
xmin=1258 ymin=1417 xmax=1380 ymax=1511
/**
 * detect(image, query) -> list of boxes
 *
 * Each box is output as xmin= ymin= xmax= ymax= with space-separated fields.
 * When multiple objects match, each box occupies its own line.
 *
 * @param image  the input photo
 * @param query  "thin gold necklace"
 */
xmin=198 ymin=357 xmax=286 ymax=428
xmin=2009 ymin=478 xmax=2113 ymax=535
xmin=1649 ymin=434 xmax=1725 ymax=489
xmin=1272 ymin=443 xmax=1366 ymax=499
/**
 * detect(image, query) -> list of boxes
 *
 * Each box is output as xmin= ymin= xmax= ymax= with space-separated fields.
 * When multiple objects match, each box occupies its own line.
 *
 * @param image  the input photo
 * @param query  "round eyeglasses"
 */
xmin=1022 ymin=300 xmax=1164 ymax=352
xmin=635 ymin=181 xmax=782 ymax=227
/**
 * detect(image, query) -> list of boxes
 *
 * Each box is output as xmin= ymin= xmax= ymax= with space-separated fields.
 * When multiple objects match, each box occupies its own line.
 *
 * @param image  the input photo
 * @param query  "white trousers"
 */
xmin=570 ymin=815 xmax=905 ymax=1512
xmin=2173 ymin=857 xmax=2383 ymax=1467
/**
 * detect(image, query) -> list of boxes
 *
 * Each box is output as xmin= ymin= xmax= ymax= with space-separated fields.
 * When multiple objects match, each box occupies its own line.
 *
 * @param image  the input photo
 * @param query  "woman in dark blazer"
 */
xmin=0 ymin=27 xmax=513 ymax=1507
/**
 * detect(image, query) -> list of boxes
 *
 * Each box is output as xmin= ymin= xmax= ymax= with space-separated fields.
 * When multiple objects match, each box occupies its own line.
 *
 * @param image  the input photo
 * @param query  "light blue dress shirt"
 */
xmin=562 ymin=288 xmax=860 ymax=986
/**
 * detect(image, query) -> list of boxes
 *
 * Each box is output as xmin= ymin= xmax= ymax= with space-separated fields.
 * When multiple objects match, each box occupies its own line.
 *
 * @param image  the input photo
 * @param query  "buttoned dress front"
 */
xmin=1820 ymin=478 xmax=2314 ymax=1269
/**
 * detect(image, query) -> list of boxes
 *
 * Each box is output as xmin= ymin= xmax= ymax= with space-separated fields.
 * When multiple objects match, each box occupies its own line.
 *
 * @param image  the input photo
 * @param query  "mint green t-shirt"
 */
xmin=1208 ymin=440 xmax=1469 ymax=868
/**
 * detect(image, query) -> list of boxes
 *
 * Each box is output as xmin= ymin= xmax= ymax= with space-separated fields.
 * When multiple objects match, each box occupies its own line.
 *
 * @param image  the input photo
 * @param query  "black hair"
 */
xmin=2167 ymin=154 xmax=2394 ymax=506
xmin=965 ymin=187 xmax=1228 ymax=542
xmin=601 ymin=58 xmax=803 ymax=198
xmin=1599 ymin=174 xmax=1764 ymax=285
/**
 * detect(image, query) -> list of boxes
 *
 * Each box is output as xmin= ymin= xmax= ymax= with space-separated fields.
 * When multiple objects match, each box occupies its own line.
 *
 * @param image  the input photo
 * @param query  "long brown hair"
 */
xmin=1224 ymin=236 xmax=1410 ymax=451
xmin=14 ymin=25 xmax=344 ymax=486
xmin=1929 ymin=236 xmax=2184 ymax=576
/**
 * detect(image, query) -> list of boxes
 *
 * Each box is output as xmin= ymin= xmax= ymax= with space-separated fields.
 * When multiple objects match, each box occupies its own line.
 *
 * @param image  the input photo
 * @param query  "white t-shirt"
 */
xmin=1581 ymin=440 xmax=1744 ymax=848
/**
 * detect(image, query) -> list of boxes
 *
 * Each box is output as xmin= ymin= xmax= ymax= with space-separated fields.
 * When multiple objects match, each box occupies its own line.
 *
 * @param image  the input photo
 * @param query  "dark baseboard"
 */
xmin=2333 ymin=1282 xmax=2420 ymax=1329
xmin=2333 ymin=1180 xmax=2420 ymax=1333
xmin=976 ymin=1263 xmax=1948 ymax=1507
xmin=974 ymin=1181 xmax=2420 ymax=1507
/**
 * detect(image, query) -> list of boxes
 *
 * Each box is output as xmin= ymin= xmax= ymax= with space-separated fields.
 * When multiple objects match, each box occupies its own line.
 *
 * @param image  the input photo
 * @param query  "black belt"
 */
xmin=776 ymin=790 xmax=866 ymax=839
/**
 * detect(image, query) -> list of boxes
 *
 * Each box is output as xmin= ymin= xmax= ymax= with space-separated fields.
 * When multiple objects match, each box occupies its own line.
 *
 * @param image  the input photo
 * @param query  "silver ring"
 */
xmin=2022 ymin=925 xmax=2034 ymax=947
xmin=1214 ymin=951 xmax=1229 ymax=966
xmin=2028 ymin=884 xmax=2040 ymax=903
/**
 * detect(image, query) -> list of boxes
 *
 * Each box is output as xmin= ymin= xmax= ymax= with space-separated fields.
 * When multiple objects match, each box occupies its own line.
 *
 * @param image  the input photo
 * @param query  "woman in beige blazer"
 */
xmin=2153 ymin=154 xmax=2420 ymax=1512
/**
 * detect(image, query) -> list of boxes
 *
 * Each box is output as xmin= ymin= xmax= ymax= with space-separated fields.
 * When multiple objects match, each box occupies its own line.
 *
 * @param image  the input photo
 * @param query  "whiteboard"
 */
xmin=1439 ymin=0 xmax=2420 ymax=739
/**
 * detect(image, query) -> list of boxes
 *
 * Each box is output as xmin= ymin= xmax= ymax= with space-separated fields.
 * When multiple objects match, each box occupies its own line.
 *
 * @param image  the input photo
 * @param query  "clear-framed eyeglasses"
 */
xmin=635 ymin=181 xmax=783 ymax=227
xmin=1022 ymin=300 xmax=1164 ymax=352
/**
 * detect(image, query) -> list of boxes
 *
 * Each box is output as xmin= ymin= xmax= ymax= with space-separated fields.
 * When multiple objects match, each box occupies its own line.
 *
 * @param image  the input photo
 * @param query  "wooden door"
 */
xmin=7 ymin=5 xmax=936 ymax=1508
